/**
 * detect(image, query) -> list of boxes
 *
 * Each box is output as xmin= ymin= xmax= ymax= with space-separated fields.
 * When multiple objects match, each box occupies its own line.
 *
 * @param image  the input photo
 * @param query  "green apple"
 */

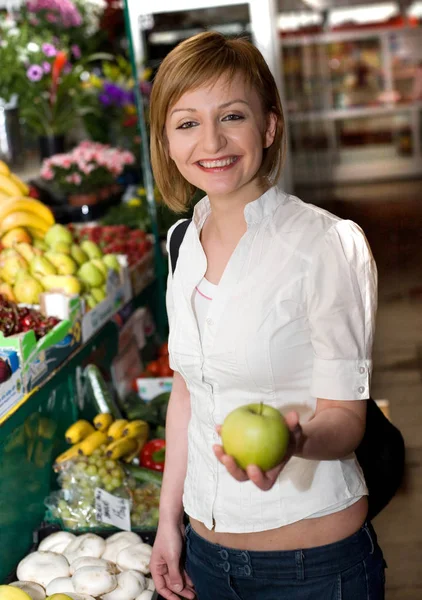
xmin=221 ymin=403 xmax=289 ymax=471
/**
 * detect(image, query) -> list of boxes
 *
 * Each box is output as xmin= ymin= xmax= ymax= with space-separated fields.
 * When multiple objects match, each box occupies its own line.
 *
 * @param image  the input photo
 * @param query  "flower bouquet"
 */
xmin=40 ymin=140 xmax=135 ymax=205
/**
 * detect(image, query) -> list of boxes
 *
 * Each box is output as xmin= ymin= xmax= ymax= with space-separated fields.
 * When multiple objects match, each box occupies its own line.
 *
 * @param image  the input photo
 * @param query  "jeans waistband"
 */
xmin=186 ymin=521 xmax=378 ymax=580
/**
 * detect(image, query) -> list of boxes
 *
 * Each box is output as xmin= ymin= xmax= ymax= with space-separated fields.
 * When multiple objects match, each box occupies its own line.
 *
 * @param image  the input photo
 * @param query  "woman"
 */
xmin=149 ymin=32 xmax=384 ymax=600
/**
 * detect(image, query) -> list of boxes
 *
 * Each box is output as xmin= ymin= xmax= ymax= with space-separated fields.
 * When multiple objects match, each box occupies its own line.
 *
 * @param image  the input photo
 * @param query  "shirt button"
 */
xmin=359 ymin=367 xmax=366 ymax=374
xmin=358 ymin=386 xmax=365 ymax=394
xmin=206 ymin=318 xmax=214 ymax=326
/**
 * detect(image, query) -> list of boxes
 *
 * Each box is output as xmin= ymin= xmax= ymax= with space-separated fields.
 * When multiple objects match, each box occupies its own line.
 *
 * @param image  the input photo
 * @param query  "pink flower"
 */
xmin=42 ymin=61 xmax=51 ymax=73
xmin=27 ymin=65 xmax=43 ymax=82
xmin=42 ymin=43 xmax=57 ymax=57
xmin=41 ymin=168 xmax=54 ymax=180
xmin=71 ymin=45 xmax=81 ymax=59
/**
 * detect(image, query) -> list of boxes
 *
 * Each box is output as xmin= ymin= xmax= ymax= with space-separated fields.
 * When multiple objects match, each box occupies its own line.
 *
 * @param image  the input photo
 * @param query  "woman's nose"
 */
xmin=201 ymin=122 xmax=226 ymax=155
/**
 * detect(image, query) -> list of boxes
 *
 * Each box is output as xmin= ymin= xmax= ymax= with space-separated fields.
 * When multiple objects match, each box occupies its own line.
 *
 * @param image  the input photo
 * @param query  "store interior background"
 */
xmin=1 ymin=0 xmax=421 ymax=597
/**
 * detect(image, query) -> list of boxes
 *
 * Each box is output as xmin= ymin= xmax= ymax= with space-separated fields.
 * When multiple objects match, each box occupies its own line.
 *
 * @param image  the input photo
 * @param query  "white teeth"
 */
xmin=198 ymin=157 xmax=237 ymax=168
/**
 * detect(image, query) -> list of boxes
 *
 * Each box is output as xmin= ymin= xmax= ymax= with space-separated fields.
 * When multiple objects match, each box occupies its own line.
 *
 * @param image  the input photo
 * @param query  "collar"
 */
xmin=192 ymin=185 xmax=286 ymax=231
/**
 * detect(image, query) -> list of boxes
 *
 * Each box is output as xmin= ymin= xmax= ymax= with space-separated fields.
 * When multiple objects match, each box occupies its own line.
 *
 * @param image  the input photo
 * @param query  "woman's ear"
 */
xmin=264 ymin=112 xmax=277 ymax=149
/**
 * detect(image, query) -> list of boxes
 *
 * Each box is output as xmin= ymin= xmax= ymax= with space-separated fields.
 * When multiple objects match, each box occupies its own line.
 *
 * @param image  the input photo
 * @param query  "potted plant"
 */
xmin=40 ymin=140 xmax=135 ymax=205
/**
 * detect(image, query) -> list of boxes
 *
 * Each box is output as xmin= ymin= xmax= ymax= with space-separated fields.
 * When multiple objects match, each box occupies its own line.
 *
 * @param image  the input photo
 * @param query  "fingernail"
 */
xmin=173 ymin=584 xmax=183 ymax=592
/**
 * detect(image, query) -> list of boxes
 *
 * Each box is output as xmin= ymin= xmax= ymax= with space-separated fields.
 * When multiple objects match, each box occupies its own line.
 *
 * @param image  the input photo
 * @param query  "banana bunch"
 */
xmin=0 ymin=196 xmax=55 ymax=237
xmin=56 ymin=414 xmax=150 ymax=464
xmin=0 ymin=160 xmax=30 ymax=198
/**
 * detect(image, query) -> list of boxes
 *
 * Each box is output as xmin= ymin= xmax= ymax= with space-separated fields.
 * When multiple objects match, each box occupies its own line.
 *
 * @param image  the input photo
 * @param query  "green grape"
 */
xmin=98 ymin=467 xmax=108 ymax=478
xmin=127 ymin=477 xmax=137 ymax=490
xmin=105 ymin=460 xmax=116 ymax=470
xmin=111 ymin=468 xmax=123 ymax=478
xmin=58 ymin=499 xmax=68 ymax=510
xmin=86 ymin=465 xmax=98 ymax=476
xmin=88 ymin=456 xmax=97 ymax=465
xmin=92 ymin=448 xmax=102 ymax=457
xmin=110 ymin=477 xmax=121 ymax=489
xmin=102 ymin=474 xmax=113 ymax=486
xmin=99 ymin=444 xmax=107 ymax=451
xmin=105 ymin=483 xmax=115 ymax=493
xmin=75 ymin=461 xmax=87 ymax=472
xmin=60 ymin=508 xmax=71 ymax=518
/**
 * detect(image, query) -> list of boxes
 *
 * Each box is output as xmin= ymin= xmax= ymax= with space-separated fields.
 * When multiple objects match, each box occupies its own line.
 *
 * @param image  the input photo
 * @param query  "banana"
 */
xmin=0 ymin=211 xmax=50 ymax=235
xmin=0 ymin=197 xmax=55 ymax=226
xmin=0 ymin=160 xmax=10 ymax=176
xmin=105 ymin=437 xmax=138 ymax=460
xmin=107 ymin=419 xmax=128 ymax=442
xmin=55 ymin=443 xmax=83 ymax=464
xmin=65 ymin=419 xmax=95 ymax=444
xmin=123 ymin=436 xmax=148 ymax=463
xmin=77 ymin=430 xmax=108 ymax=456
xmin=122 ymin=420 xmax=149 ymax=439
xmin=93 ymin=412 xmax=114 ymax=432
xmin=27 ymin=226 xmax=46 ymax=241
xmin=9 ymin=173 xmax=29 ymax=196
xmin=0 ymin=173 xmax=22 ymax=196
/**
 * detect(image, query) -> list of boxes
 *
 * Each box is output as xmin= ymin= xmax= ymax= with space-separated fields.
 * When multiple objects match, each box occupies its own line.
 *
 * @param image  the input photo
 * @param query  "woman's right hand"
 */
xmin=150 ymin=521 xmax=195 ymax=600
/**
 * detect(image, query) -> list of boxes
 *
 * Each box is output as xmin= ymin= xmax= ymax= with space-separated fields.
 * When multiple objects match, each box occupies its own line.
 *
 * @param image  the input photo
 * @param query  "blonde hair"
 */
xmin=150 ymin=31 xmax=286 ymax=213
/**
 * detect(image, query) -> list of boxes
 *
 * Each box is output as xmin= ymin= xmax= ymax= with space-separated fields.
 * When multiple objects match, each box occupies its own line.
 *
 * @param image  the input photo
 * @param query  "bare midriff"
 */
xmin=189 ymin=496 xmax=368 ymax=551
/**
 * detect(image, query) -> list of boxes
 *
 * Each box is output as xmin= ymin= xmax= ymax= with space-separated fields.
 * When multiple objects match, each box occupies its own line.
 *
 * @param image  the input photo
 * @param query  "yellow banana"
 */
xmin=0 ymin=160 xmax=10 ymax=176
xmin=27 ymin=226 xmax=46 ymax=241
xmin=9 ymin=173 xmax=29 ymax=196
xmin=123 ymin=436 xmax=148 ymax=463
xmin=122 ymin=420 xmax=149 ymax=439
xmin=93 ymin=413 xmax=114 ymax=432
xmin=107 ymin=419 xmax=128 ymax=442
xmin=0 ymin=173 xmax=22 ymax=196
xmin=55 ymin=443 xmax=83 ymax=464
xmin=0 ymin=192 xmax=11 ymax=203
xmin=0 ymin=211 xmax=50 ymax=235
xmin=105 ymin=437 xmax=138 ymax=460
xmin=77 ymin=430 xmax=108 ymax=456
xmin=0 ymin=197 xmax=55 ymax=226
xmin=65 ymin=419 xmax=95 ymax=444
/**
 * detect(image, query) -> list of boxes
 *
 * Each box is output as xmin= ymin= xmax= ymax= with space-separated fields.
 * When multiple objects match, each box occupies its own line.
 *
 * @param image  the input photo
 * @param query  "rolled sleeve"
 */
xmin=307 ymin=220 xmax=378 ymax=400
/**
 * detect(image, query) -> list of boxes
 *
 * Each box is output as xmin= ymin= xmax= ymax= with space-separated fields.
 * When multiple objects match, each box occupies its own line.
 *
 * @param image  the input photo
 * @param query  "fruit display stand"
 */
xmin=0 ymin=275 xmax=165 ymax=582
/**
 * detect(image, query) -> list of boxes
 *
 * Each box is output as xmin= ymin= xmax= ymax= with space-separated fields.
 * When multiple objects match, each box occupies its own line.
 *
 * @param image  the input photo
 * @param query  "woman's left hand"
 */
xmin=213 ymin=411 xmax=304 ymax=491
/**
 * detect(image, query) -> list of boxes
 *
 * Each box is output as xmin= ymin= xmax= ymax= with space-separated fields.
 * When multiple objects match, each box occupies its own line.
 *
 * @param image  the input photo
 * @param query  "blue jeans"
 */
xmin=185 ymin=521 xmax=386 ymax=600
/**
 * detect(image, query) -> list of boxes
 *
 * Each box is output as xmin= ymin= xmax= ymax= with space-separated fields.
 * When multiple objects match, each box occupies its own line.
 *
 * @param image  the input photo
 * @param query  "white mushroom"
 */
xmin=46 ymin=577 xmax=75 ymax=595
xmin=135 ymin=592 xmax=153 ymax=600
xmin=70 ymin=557 xmax=118 ymax=576
xmin=116 ymin=544 xmax=153 ymax=575
xmin=72 ymin=566 xmax=117 ymax=597
xmin=10 ymin=582 xmax=46 ymax=600
xmin=38 ymin=532 xmax=76 ymax=555
xmin=102 ymin=533 xmax=142 ymax=564
xmin=146 ymin=578 xmax=155 ymax=592
xmin=17 ymin=551 xmax=70 ymax=588
xmin=65 ymin=593 xmax=96 ymax=600
xmin=101 ymin=571 xmax=146 ymax=600
xmin=65 ymin=534 xmax=106 ymax=564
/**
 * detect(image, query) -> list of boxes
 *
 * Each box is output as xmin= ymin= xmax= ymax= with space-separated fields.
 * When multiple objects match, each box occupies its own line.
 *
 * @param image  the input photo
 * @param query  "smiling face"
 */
xmin=165 ymin=74 xmax=277 ymax=204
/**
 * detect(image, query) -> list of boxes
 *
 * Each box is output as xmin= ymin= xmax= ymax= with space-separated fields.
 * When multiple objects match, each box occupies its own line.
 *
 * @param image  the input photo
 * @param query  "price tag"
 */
xmin=95 ymin=488 xmax=131 ymax=532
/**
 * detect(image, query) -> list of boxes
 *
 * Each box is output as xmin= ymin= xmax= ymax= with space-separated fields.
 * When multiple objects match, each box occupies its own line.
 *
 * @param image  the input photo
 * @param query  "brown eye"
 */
xmin=177 ymin=121 xmax=198 ymax=129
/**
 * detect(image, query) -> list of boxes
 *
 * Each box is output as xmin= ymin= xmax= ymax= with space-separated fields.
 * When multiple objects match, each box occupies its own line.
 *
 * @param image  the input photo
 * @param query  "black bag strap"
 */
xmin=169 ymin=219 xmax=192 ymax=275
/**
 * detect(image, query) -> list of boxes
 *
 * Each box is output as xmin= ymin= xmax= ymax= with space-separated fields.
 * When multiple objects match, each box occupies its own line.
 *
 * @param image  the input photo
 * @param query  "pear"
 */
xmin=77 ymin=262 xmax=104 ymax=288
xmin=84 ymin=293 xmax=98 ymax=309
xmin=15 ymin=242 xmax=41 ymax=263
xmin=30 ymin=255 xmax=57 ymax=280
xmin=80 ymin=240 xmax=102 ymax=260
xmin=13 ymin=271 xmax=43 ymax=304
xmin=70 ymin=244 xmax=89 ymax=266
xmin=0 ymin=249 xmax=28 ymax=284
xmin=41 ymin=275 xmax=81 ymax=296
xmin=33 ymin=239 xmax=48 ymax=252
xmin=91 ymin=258 xmax=108 ymax=278
xmin=91 ymin=287 xmax=106 ymax=303
xmin=102 ymin=253 xmax=120 ymax=272
xmin=44 ymin=252 xmax=77 ymax=275
xmin=44 ymin=224 xmax=73 ymax=247
xmin=46 ymin=595 xmax=74 ymax=600
xmin=0 ymin=282 xmax=16 ymax=302
xmin=50 ymin=241 xmax=71 ymax=254
xmin=1 ymin=227 xmax=31 ymax=247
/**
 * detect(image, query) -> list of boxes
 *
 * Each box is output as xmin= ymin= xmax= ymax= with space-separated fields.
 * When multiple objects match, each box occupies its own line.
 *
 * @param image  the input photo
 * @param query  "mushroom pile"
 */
xmin=11 ymin=532 xmax=155 ymax=600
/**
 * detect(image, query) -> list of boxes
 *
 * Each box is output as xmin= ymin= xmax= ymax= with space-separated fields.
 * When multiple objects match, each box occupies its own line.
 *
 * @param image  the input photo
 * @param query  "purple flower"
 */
xmin=99 ymin=93 xmax=112 ymax=106
xmin=42 ymin=43 xmax=56 ymax=57
xmin=71 ymin=44 xmax=81 ymax=59
xmin=42 ymin=61 xmax=51 ymax=73
xmin=27 ymin=64 xmax=44 ymax=82
xmin=46 ymin=12 xmax=58 ymax=23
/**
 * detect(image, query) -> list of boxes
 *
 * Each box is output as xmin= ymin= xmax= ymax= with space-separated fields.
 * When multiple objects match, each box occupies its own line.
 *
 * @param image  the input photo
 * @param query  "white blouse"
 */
xmin=166 ymin=185 xmax=377 ymax=534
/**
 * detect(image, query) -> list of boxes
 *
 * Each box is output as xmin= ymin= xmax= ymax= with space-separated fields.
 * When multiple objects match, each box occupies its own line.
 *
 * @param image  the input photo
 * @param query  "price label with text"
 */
xmin=95 ymin=487 xmax=131 ymax=531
